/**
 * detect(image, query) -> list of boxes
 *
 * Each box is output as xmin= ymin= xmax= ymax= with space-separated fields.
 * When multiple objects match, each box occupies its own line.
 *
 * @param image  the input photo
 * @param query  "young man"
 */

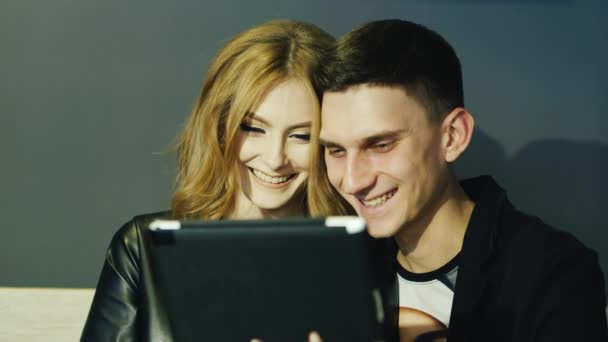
xmin=314 ymin=20 xmax=608 ymax=341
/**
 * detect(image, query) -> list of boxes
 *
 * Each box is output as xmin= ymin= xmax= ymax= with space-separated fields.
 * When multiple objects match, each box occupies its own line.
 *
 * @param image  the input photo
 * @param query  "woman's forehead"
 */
xmin=250 ymin=79 xmax=316 ymax=128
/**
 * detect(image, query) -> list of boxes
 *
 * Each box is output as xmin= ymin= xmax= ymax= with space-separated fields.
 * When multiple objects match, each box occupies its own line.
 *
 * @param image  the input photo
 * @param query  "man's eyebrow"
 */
xmin=319 ymin=129 xmax=408 ymax=148
xmin=318 ymin=138 xmax=342 ymax=148
xmin=361 ymin=129 xmax=408 ymax=146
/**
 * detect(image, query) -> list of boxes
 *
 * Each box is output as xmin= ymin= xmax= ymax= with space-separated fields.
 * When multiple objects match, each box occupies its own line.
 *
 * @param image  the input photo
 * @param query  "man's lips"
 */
xmin=357 ymin=188 xmax=398 ymax=208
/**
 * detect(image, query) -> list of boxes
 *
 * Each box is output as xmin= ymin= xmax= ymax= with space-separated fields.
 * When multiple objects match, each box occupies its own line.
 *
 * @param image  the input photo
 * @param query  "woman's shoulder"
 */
xmin=115 ymin=210 xmax=172 ymax=236
xmin=107 ymin=210 xmax=172 ymax=258
xmin=99 ymin=211 xmax=172 ymax=289
xmin=129 ymin=210 xmax=173 ymax=231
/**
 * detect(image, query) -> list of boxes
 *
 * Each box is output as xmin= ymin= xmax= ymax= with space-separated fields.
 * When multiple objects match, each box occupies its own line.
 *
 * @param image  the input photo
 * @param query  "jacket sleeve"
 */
xmin=81 ymin=219 xmax=142 ymax=342
xmin=532 ymin=245 xmax=608 ymax=341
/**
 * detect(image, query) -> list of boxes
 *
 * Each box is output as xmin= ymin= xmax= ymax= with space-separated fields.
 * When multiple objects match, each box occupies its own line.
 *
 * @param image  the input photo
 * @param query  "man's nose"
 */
xmin=341 ymin=152 xmax=374 ymax=195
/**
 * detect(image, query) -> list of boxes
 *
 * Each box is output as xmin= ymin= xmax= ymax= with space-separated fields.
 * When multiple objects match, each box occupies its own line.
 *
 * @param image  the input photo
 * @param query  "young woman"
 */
xmin=82 ymin=20 xmax=334 ymax=341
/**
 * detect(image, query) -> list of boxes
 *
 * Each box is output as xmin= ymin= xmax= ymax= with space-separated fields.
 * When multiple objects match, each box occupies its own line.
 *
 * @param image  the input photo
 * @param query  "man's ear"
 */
xmin=441 ymin=107 xmax=475 ymax=163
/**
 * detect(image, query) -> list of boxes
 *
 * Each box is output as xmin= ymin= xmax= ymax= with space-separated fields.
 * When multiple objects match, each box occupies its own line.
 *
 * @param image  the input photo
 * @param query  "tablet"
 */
xmin=145 ymin=216 xmax=398 ymax=342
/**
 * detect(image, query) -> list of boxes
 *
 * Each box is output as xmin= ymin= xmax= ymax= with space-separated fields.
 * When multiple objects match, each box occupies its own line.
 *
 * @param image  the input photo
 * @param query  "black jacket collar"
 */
xmin=386 ymin=176 xmax=509 ymax=340
xmin=448 ymin=175 xmax=508 ymax=341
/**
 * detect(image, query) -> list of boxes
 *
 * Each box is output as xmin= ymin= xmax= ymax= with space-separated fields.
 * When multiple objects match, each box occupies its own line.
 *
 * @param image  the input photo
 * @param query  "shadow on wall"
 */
xmin=453 ymin=129 xmax=608 ymax=293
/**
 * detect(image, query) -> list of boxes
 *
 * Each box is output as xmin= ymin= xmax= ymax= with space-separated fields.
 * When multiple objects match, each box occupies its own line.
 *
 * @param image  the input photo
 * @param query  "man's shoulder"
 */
xmin=488 ymin=206 xmax=600 ymax=285
xmin=498 ymin=206 xmax=591 ymax=259
xmin=460 ymin=175 xmax=598 ymax=272
xmin=460 ymin=175 xmax=592 ymax=261
xmin=457 ymin=177 xmax=606 ymax=339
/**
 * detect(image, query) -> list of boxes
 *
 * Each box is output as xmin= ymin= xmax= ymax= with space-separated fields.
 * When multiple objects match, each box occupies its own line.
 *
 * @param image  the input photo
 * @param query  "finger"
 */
xmin=308 ymin=331 xmax=323 ymax=342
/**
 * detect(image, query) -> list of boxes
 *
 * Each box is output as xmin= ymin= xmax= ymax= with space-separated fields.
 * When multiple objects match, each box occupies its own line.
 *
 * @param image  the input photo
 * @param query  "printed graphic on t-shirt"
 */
xmin=397 ymin=255 xmax=458 ymax=342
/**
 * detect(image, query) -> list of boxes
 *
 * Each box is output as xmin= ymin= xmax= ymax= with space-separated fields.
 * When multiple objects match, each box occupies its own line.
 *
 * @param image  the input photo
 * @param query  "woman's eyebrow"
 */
xmin=287 ymin=121 xmax=312 ymax=130
xmin=245 ymin=113 xmax=310 ymax=130
xmin=244 ymin=112 xmax=270 ymax=125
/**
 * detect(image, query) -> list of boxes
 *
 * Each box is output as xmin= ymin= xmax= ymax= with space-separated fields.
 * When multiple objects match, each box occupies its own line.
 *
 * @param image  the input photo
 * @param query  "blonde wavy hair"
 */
xmin=171 ymin=20 xmax=334 ymax=219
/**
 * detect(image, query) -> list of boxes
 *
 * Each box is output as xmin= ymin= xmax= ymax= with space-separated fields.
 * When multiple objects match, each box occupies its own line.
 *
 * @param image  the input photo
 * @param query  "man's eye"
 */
xmin=372 ymin=141 xmax=394 ymax=152
xmin=326 ymin=148 xmax=345 ymax=158
xmin=239 ymin=123 xmax=265 ymax=134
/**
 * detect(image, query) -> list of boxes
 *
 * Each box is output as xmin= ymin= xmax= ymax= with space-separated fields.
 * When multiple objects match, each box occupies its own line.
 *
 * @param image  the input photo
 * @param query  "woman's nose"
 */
xmin=264 ymin=138 xmax=288 ymax=171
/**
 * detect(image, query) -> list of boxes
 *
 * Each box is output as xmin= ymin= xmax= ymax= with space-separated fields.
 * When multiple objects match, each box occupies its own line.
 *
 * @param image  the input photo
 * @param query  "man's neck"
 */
xmin=394 ymin=179 xmax=475 ymax=274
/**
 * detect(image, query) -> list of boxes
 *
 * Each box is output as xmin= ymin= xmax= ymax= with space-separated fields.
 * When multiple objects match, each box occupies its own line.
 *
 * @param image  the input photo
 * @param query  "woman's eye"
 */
xmin=239 ymin=123 xmax=265 ymax=134
xmin=290 ymin=133 xmax=310 ymax=142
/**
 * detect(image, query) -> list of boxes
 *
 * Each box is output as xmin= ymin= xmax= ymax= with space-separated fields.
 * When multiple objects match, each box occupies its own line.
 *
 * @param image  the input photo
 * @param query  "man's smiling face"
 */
xmin=320 ymin=84 xmax=451 ymax=237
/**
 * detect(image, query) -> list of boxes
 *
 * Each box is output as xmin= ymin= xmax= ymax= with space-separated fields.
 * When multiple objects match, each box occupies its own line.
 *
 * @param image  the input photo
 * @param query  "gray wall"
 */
xmin=1 ymin=0 xmax=606 ymax=290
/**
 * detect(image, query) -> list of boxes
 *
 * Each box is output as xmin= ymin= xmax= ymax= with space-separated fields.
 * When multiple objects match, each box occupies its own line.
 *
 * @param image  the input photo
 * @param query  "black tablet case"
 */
xmin=145 ymin=218 xmax=398 ymax=342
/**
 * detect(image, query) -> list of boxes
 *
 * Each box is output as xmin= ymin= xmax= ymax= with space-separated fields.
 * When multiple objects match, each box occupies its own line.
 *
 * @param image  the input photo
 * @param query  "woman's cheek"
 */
xmin=236 ymin=137 xmax=258 ymax=161
xmin=289 ymin=144 xmax=311 ymax=169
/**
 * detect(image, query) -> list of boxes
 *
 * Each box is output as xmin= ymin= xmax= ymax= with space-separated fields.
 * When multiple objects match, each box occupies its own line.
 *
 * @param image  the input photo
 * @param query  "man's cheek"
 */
xmin=324 ymin=160 xmax=341 ymax=187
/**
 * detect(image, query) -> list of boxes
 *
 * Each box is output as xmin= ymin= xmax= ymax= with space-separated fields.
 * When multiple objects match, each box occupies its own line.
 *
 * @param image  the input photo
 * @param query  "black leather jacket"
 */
xmin=82 ymin=211 xmax=173 ymax=341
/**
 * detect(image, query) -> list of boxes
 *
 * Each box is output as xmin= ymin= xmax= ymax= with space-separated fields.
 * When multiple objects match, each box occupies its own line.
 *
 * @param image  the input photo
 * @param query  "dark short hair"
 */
xmin=315 ymin=19 xmax=463 ymax=121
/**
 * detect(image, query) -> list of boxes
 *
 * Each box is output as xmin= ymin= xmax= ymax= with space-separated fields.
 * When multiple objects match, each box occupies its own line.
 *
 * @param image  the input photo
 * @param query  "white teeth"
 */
xmin=251 ymin=169 xmax=292 ymax=184
xmin=361 ymin=190 xmax=396 ymax=208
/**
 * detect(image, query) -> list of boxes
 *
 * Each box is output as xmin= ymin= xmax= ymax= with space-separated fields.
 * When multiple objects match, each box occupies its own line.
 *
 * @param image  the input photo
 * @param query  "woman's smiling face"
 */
xmin=234 ymin=78 xmax=315 ymax=217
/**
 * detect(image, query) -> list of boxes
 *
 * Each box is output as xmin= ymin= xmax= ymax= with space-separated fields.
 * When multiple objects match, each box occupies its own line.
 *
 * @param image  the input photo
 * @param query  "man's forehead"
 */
xmin=319 ymin=115 xmax=410 ymax=146
xmin=321 ymin=85 xmax=419 ymax=119
xmin=320 ymin=85 xmax=419 ymax=144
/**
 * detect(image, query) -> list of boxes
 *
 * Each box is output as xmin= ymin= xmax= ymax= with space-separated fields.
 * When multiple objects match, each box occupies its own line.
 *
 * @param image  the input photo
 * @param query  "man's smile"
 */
xmin=358 ymin=188 xmax=398 ymax=208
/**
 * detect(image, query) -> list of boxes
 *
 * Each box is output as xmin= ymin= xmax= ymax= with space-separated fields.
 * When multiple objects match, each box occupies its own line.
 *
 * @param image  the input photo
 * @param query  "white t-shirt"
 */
xmin=397 ymin=254 xmax=459 ymax=340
